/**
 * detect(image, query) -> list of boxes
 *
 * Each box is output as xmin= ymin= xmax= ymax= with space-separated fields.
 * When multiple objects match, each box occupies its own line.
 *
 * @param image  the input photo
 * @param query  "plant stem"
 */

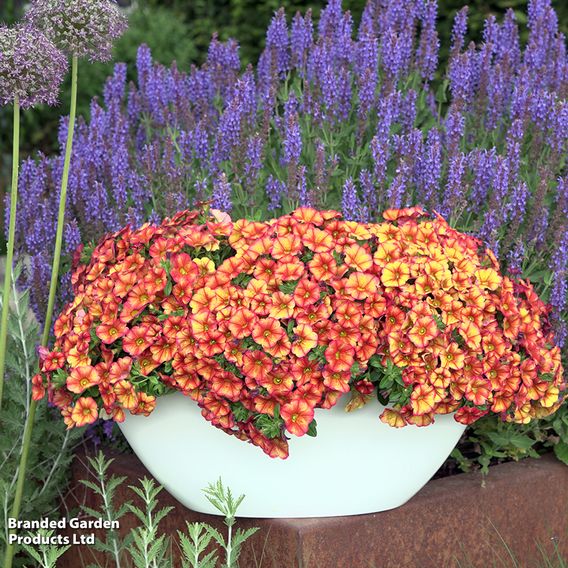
xmin=42 ymin=55 xmax=78 ymax=345
xmin=3 ymin=57 xmax=78 ymax=568
xmin=0 ymin=97 xmax=20 ymax=411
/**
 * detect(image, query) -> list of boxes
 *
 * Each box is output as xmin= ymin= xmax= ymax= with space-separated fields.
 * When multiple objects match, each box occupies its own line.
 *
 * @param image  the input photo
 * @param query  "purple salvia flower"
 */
xmin=64 ymin=220 xmax=81 ymax=256
xmin=416 ymin=0 xmax=439 ymax=82
xmin=496 ymin=10 xmax=521 ymax=69
xmin=359 ymin=170 xmax=376 ymax=220
xmin=266 ymin=175 xmax=285 ymax=211
xmin=505 ymin=119 xmax=524 ymax=181
xmin=342 ymin=178 xmax=364 ymax=222
xmin=211 ymin=98 xmax=243 ymax=169
xmin=103 ymin=62 xmax=127 ymax=112
xmin=266 ymin=8 xmax=290 ymax=79
xmin=297 ymin=166 xmax=311 ymax=207
xmin=381 ymin=24 xmax=414 ymax=81
xmin=0 ymin=23 xmax=67 ymax=108
xmin=442 ymin=152 xmax=467 ymax=219
xmin=291 ymin=10 xmax=313 ymax=76
xmin=450 ymin=7 xmax=468 ymax=56
xmin=206 ymin=34 xmax=240 ymax=99
xmin=547 ymin=100 xmax=568 ymax=154
xmin=469 ymin=148 xmax=496 ymax=204
xmin=245 ymin=134 xmax=263 ymax=183
xmin=448 ymin=46 xmax=477 ymax=105
xmin=211 ymin=174 xmax=233 ymax=213
xmin=506 ymin=241 xmax=524 ymax=274
xmin=444 ymin=106 xmax=465 ymax=154
xmin=506 ymin=181 xmax=530 ymax=228
xmin=26 ymin=0 xmax=127 ymax=62
xmin=549 ymin=229 xmax=567 ymax=339
xmin=283 ymin=95 xmax=302 ymax=165
xmin=387 ymin=162 xmax=410 ymax=210
xmin=355 ymin=29 xmax=378 ymax=118
xmin=318 ymin=0 xmax=342 ymax=41
xmin=358 ymin=1 xmax=376 ymax=39
xmin=417 ymin=128 xmax=442 ymax=207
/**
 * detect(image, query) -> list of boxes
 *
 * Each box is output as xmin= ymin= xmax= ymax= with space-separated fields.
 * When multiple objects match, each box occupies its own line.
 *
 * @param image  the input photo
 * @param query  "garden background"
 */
xmin=1 ymin=0 xmax=567 ymax=230
xmin=0 ymin=0 xmax=567 ymax=565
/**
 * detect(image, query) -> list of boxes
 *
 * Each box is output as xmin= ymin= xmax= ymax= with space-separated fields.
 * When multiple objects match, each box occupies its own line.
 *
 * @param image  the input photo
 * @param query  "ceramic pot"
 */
xmin=119 ymin=391 xmax=465 ymax=518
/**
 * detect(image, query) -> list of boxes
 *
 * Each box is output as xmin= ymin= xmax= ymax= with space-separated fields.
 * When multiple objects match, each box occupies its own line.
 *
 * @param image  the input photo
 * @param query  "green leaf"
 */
xmin=554 ymin=441 xmax=568 ymax=465
xmin=307 ymin=419 xmax=317 ymax=437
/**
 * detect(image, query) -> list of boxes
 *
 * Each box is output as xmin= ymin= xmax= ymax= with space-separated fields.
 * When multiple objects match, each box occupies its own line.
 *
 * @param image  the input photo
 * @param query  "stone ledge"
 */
xmin=60 ymin=452 xmax=568 ymax=567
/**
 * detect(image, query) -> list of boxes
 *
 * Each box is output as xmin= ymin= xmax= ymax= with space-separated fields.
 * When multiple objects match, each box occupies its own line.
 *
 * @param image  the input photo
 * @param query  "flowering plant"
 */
xmin=35 ymin=206 xmax=564 ymax=459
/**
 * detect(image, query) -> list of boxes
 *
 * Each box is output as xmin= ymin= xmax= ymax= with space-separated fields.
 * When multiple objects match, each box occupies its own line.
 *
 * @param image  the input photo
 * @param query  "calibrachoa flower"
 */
xmin=36 ymin=207 xmax=565 ymax=459
xmin=0 ymin=23 xmax=67 ymax=108
xmin=26 ymin=0 xmax=127 ymax=61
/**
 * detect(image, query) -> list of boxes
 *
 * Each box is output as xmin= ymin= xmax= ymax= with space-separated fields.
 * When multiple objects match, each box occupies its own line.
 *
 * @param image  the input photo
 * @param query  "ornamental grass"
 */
xmin=35 ymin=207 xmax=564 ymax=458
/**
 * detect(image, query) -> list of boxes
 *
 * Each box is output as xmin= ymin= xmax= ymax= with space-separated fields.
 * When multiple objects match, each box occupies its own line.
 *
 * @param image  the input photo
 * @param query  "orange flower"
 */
xmin=252 ymin=318 xmax=284 ymax=349
xmin=410 ymin=384 xmax=437 ymax=415
xmin=67 ymin=365 xmax=100 ymax=394
xmin=440 ymin=342 xmax=465 ymax=370
xmin=71 ymin=397 xmax=99 ymax=427
xmin=322 ymin=368 xmax=351 ymax=392
xmin=293 ymin=279 xmax=321 ymax=308
xmin=96 ymin=320 xmax=128 ymax=344
xmin=408 ymin=316 xmax=438 ymax=348
xmin=308 ymin=252 xmax=337 ymax=281
xmin=291 ymin=324 xmax=318 ymax=357
xmin=281 ymin=398 xmax=314 ymax=436
xmin=122 ymin=324 xmax=158 ymax=357
xmin=344 ymin=244 xmax=373 ymax=271
xmin=269 ymin=291 xmax=295 ymax=319
xmin=381 ymin=261 xmax=410 ymax=287
xmin=476 ymin=268 xmax=501 ymax=290
xmin=379 ymin=408 xmax=406 ymax=428
xmin=272 ymin=234 xmax=303 ymax=258
xmin=228 ymin=308 xmax=257 ymax=339
xmin=242 ymin=350 xmax=273 ymax=382
xmin=32 ymin=373 xmax=46 ymax=401
xmin=325 ymin=340 xmax=355 ymax=372
xmin=344 ymin=272 xmax=379 ymax=300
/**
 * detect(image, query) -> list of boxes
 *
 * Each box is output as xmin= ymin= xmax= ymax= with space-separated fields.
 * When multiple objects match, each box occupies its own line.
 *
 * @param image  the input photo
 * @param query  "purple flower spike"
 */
xmin=211 ymin=173 xmax=233 ymax=213
xmin=26 ymin=0 xmax=127 ymax=62
xmin=0 ymin=23 xmax=67 ymax=108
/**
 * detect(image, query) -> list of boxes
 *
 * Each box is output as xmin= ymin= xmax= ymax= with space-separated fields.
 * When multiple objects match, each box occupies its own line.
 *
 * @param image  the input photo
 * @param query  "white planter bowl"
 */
xmin=118 ymin=392 xmax=465 ymax=518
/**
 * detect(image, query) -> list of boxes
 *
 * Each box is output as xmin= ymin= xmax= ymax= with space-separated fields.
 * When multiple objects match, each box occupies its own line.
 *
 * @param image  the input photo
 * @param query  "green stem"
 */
xmin=0 ymin=97 xmax=20 ymax=411
xmin=3 ymin=57 xmax=78 ymax=568
xmin=42 ymin=55 xmax=78 ymax=345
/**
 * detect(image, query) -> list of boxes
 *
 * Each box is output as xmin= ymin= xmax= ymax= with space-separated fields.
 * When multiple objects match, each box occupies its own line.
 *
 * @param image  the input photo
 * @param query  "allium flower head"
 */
xmin=0 ymin=23 xmax=67 ymax=108
xmin=26 ymin=0 xmax=127 ymax=62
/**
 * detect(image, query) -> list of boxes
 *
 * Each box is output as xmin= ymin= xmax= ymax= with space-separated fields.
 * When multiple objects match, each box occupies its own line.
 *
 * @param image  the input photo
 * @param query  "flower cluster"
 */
xmin=0 ymin=23 xmax=67 ymax=108
xmin=35 ymin=207 xmax=565 ymax=458
xmin=26 ymin=0 xmax=127 ymax=61
xmin=10 ymin=0 xmax=567 ymax=347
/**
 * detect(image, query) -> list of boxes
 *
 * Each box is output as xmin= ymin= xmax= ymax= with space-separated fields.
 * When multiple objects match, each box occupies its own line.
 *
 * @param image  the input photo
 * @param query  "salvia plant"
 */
xmin=7 ymin=0 xmax=567 ymax=352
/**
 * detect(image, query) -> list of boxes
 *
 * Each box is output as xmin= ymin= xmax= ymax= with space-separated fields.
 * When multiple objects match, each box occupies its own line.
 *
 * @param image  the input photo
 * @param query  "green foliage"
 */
xmin=80 ymin=453 xmax=132 ymax=565
xmin=0 ymin=264 xmax=81 ymax=567
xmin=77 ymin=454 xmax=257 ymax=568
xmin=451 ymin=405 xmax=568 ymax=473
xmin=19 ymin=530 xmax=70 ymax=568
xmin=127 ymin=478 xmax=174 ymax=568
xmin=202 ymin=478 xmax=259 ymax=568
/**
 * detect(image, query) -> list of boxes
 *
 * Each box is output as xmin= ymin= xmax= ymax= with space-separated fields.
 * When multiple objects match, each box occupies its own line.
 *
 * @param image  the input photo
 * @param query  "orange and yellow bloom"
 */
xmin=35 ymin=206 xmax=564 ymax=459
